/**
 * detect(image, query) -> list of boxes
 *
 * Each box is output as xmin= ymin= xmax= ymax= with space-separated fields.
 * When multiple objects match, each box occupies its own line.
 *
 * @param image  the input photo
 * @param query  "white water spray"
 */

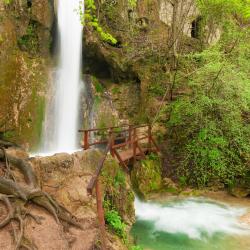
xmin=135 ymin=197 xmax=250 ymax=239
xmin=42 ymin=0 xmax=83 ymax=153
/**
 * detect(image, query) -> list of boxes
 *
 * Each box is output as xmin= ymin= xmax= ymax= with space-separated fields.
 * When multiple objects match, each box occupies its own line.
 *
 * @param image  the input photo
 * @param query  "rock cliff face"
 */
xmin=82 ymin=0 xmax=221 ymax=127
xmin=0 ymin=0 xmax=55 ymax=149
xmin=0 ymin=0 xmax=218 ymax=147
xmin=82 ymin=0 xmax=201 ymax=126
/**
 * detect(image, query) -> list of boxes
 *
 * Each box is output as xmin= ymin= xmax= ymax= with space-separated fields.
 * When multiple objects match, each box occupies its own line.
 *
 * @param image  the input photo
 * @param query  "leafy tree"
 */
xmin=164 ymin=0 xmax=250 ymax=187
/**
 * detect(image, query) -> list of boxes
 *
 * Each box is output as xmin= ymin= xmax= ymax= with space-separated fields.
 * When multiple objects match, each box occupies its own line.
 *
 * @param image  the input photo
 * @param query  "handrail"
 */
xmin=78 ymin=124 xmax=149 ymax=133
xmin=84 ymin=123 xmax=159 ymax=250
xmin=87 ymin=141 xmax=111 ymax=195
xmin=84 ymin=123 xmax=160 ymax=250
xmin=78 ymin=124 xmax=130 ymax=133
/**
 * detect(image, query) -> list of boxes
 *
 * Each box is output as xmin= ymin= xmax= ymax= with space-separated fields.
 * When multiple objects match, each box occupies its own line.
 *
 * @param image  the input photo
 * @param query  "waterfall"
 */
xmin=42 ymin=0 xmax=83 ymax=153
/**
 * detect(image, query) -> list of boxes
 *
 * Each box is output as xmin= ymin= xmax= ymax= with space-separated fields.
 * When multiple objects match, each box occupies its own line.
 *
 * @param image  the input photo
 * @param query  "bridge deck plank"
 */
xmin=118 ymin=147 xmax=148 ymax=162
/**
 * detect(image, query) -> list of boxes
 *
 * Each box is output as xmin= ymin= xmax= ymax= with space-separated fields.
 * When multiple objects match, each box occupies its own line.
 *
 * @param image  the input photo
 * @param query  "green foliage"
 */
xmin=102 ymin=167 xmax=126 ymax=191
xmin=96 ymin=111 xmax=118 ymax=132
xmin=148 ymin=83 xmax=166 ymax=96
xmin=197 ymin=0 xmax=250 ymax=20
xmin=0 ymin=34 xmax=3 ymax=44
xmin=147 ymin=152 xmax=160 ymax=161
xmin=2 ymin=130 xmax=15 ymax=140
xmin=195 ymin=0 xmax=250 ymax=45
xmin=128 ymin=0 xmax=137 ymax=9
xmin=178 ymin=176 xmax=187 ymax=188
xmin=92 ymin=76 xmax=105 ymax=94
xmin=159 ymin=1 xmax=250 ymax=188
xmin=102 ymin=158 xmax=134 ymax=232
xmin=130 ymin=246 xmax=143 ymax=250
xmin=111 ymin=86 xmax=120 ymax=95
xmin=17 ymin=22 xmax=39 ymax=53
xmin=3 ymin=0 xmax=13 ymax=5
xmin=141 ymin=154 xmax=162 ymax=191
xmin=131 ymin=153 xmax=162 ymax=196
xmin=114 ymin=169 xmax=126 ymax=187
xmin=166 ymin=36 xmax=250 ymax=187
xmin=105 ymin=210 xmax=126 ymax=239
xmin=78 ymin=0 xmax=117 ymax=44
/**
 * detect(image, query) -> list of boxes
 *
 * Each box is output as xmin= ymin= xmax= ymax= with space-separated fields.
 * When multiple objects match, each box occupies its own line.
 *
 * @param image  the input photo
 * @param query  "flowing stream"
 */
xmin=131 ymin=197 xmax=250 ymax=250
xmin=42 ymin=0 xmax=83 ymax=153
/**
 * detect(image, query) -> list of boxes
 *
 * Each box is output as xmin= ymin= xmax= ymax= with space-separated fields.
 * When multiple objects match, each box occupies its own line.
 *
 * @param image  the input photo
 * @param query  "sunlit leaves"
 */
xmin=197 ymin=0 xmax=250 ymax=20
xmin=78 ymin=0 xmax=117 ymax=44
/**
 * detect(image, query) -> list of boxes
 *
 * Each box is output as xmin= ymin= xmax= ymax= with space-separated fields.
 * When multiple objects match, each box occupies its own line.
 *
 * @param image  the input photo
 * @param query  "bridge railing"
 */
xmin=78 ymin=124 xmax=160 ymax=249
xmin=78 ymin=124 xmax=158 ymax=151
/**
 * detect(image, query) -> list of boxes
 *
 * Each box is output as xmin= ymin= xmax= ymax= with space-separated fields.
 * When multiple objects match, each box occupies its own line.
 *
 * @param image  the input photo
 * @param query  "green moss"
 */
xmin=101 ymin=157 xmax=135 ymax=224
xmin=32 ymin=96 xmax=45 ymax=150
xmin=94 ymin=80 xmax=104 ymax=94
xmin=131 ymin=153 xmax=163 ymax=197
xmin=0 ymin=34 xmax=3 ymax=44
xmin=2 ymin=130 xmax=16 ymax=140
xmin=3 ymin=0 xmax=13 ymax=5
xmin=96 ymin=108 xmax=118 ymax=128
xmin=165 ymin=187 xmax=179 ymax=195
xmin=17 ymin=22 xmax=39 ymax=54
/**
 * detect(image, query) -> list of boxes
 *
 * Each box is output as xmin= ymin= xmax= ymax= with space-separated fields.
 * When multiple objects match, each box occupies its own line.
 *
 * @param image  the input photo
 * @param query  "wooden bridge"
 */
xmin=78 ymin=124 xmax=160 ymax=249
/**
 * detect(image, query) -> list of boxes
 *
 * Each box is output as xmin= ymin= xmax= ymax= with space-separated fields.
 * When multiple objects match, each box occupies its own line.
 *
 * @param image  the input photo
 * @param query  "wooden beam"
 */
xmin=84 ymin=131 xmax=89 ymax=150
xmin=87 ymin=142 xmax=110 ymax=195
xmin=96 ymin=179 xmax=107 ymax=249
xmin=137 ymin=143 xmax=146 ymax=159
xmin=114 ymin=149 xmax=129 ymax=171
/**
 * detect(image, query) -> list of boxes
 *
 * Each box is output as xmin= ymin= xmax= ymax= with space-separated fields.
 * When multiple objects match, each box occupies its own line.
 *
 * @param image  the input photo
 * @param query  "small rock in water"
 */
xmin=162 ymin=177 xmax=177 ymax=188
xmin=231 ymin=187 xmax=250 ymax=198
xmin=239 ymin=212 xmax=250 ymax=226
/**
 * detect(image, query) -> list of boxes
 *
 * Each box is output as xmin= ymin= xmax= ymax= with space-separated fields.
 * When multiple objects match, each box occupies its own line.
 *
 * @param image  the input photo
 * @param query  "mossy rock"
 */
xmin=0 ymin=1 xmax=54 ymax=149
xmin=131 ymin=154 xmax=163 ymax=198
xmin=101 ymin=157 xmax=135 ymax=225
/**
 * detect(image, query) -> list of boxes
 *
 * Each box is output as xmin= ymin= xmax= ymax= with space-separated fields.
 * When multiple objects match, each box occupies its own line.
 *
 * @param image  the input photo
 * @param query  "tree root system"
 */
xmin=0 ymin=145 xmax=82 ymax=249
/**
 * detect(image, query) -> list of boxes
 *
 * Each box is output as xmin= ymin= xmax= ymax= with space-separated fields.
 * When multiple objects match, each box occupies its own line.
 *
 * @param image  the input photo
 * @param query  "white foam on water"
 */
xmin=135 ymin=197 xmax=250 ymax=239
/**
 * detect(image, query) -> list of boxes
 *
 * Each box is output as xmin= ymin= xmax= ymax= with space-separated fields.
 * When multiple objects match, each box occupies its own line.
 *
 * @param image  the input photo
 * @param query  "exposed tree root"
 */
xmin=0 ymin=146 xmax=83 ymax=249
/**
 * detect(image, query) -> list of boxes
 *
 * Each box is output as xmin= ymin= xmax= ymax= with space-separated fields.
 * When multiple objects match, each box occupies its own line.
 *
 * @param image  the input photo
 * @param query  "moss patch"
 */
xmin=101 ymin=157 xmax=135 ymax=225
xmin=131 ymin=153 xmax=163 ymax=198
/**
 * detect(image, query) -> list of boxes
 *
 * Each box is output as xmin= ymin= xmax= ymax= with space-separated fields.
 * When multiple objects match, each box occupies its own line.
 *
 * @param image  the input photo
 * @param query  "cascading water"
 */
xmin=42 ymin=0 xmax=83 ymax=153
xmin=131 ymin=197 xmax=250 ymax=250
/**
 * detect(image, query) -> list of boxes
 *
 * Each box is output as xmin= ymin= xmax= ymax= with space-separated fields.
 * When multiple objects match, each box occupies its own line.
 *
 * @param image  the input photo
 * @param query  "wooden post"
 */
xmin=128 ymin=125 xmax=132 ymax=148
xmin=133 ymin=128 xmax=137 ymax=164
xmin=148 ymin=124 xmax=152 ymax=151
xmin=109 ymin=129 xmax=115 ymax=157
xmin=96 ymin=178 xmax=106 ymax=249
xmin=84 ymin=131 xmax=89 ymax=150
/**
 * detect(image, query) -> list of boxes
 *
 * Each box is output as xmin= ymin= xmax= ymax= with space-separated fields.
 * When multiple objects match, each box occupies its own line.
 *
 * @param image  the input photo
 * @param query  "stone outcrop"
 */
xmin=0 ymin=0 xmax=55 ymax=149
xmin=0 ymin=148 xmax=133 ymax=249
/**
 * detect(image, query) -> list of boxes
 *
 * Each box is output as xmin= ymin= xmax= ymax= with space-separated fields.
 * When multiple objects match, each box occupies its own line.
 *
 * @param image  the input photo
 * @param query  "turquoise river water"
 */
xmin=131 ymin=197 xmax=250 ymax=250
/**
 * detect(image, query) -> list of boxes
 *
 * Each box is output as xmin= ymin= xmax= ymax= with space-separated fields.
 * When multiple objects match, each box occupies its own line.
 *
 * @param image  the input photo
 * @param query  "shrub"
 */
xmin=105 ymin=210 xmax=126 ymax=239
xmin=166 ymin=42 xmax=250 ymax=187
